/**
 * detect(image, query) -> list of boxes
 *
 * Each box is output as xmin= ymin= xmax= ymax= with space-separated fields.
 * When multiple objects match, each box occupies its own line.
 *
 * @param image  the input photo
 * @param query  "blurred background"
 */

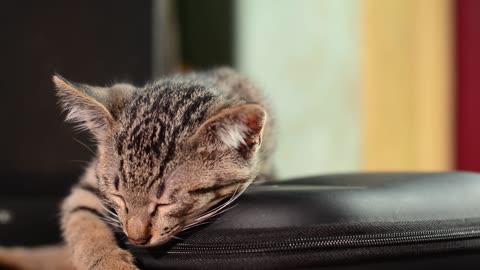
xmin=2 ymin=0 xmax=479 ymax=181
xmin=1 ymin=0 xmax=480 ymax=246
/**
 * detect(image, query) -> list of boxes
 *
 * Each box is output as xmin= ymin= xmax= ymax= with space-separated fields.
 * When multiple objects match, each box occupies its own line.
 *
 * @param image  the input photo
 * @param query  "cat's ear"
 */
xmin=53 ymin=75 xmax=115 ymax=137
xmin=195 ymin=103 xmax=267 ymax=157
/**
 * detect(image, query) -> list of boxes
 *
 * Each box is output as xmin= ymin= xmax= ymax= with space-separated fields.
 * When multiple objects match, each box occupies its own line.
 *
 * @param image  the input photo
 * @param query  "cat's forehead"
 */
xmin=113 ymin=81 xmax=219 ymax=154
xmin=122 ymin=81 xmax=218 ymax=124
xmin=106 ymin=81 xmax=220 ymax=188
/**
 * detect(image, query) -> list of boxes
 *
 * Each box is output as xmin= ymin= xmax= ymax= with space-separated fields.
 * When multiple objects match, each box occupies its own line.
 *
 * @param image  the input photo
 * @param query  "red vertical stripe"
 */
xmin=455 ymin=0 xmax=480 ymax=171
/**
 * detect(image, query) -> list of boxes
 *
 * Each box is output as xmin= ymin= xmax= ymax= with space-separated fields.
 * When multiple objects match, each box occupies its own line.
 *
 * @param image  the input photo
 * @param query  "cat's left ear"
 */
xmin=53 ymin=75 xmax=127 ymax=138
xmin=195 ymin=103 xmax=267 ymax=158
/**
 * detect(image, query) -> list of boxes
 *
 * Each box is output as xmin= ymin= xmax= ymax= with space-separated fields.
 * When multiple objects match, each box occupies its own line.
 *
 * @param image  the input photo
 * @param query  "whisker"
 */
xmin=194 ymin=183 xmax=248 ymax=222
xmin=105 ymin=213 xmax=119 ymax=220
xmin=182 ymin=221 xmax=213 ymax=231
xmin=201 ymin=204 xmax=238 ymax=220
xmin=194 ymin=184 xmax=242 ymax=220
xmin=104 ymin=221 xmax=122 ymax=229
xmin=67 ymin=160 xmax=91 ymax=165
xmin=101 ymin=217 xmax=121 ymax=225
xmin=102 ymin=206 xmax=119 ymax=218
xmin=182 ymin=182 xmax=251 ymax=232
xmin=101 ymin=216 xmax=121 ymax=225
xmin=72 ymin=137 xmax=96 ymax=155
xmin=101 ymin=213 xmax=120 ymax=221
xmin=102 ymin=218 xmax=120 ymax=225
xmin=193 ymin=206 xmax=233 ymax=223
xmin=103 ymin=206 xmax=118 ymax=215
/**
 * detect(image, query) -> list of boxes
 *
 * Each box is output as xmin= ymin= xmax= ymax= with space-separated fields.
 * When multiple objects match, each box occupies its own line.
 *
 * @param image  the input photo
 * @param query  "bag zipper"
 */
xmin=166 ymin=226 xmax=480 ymax=255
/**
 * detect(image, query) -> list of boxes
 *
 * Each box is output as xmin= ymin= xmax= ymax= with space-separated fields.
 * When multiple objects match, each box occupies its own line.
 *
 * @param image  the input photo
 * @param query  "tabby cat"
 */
xmin=0 ymin=67 xmax=274 ymax=270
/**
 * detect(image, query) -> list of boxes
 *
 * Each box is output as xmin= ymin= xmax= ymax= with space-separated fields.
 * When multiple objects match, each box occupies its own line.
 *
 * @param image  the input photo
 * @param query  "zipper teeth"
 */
xmin=167 ymin=227 xmax=480 ymax=255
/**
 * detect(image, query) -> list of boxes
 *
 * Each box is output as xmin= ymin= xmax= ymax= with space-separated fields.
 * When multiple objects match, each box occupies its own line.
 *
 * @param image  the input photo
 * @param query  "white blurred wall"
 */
xmin=235 ymin=0 xmax=360 ymax=179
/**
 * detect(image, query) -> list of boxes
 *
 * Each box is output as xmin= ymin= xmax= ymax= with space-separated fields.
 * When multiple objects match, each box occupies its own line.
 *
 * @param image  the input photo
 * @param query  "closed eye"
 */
xmin=189 ymin=178 xmax=250 ymax=195
xmin=111 ymin=194 xmax=129 ymax=214
xmin=150 ymin=203 xmax=174 ymax=217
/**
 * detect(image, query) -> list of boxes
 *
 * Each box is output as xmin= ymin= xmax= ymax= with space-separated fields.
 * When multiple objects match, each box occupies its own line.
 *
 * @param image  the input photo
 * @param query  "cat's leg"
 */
xmin=0 ymin=245 xmax=74 ymax=270
xmin=61 ymin=182 xmax=139 ymax=270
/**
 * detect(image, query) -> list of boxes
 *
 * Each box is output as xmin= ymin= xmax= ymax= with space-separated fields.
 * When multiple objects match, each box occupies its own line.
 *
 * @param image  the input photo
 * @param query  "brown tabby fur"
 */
xmin=0 ymin=67 xmax=274 ymax=270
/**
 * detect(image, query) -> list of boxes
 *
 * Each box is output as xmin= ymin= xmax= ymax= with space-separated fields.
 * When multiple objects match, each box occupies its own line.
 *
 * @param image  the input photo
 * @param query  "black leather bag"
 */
xmin=129 ymin=172 xmax=480 ymax=269
xmin=2 ymin=172 xmax=480 ymax=269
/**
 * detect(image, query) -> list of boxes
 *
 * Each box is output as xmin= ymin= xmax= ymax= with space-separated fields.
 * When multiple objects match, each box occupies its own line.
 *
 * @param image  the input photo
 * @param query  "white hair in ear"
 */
xmin=217 ymin=121 xmax=250 ymax=149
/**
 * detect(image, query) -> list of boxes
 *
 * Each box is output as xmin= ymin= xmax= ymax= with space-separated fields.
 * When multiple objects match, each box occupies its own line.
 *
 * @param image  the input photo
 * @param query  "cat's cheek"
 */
xmin=147 ymin=236 xmax=171 ymax=247
xmin=148 ymin=216 xmax=179 ymax=243
xmin=148 ymin=227 xmax=179 ymax=247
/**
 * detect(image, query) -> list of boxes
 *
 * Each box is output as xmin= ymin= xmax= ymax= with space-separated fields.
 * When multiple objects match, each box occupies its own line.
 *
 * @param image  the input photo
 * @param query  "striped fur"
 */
xmin=0 ymin=67 xmax=274 ymax=270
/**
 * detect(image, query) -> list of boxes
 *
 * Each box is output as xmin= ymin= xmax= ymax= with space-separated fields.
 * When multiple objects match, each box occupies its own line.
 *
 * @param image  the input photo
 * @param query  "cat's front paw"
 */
xmin=83 ymin=248 xmax=140 ymax=270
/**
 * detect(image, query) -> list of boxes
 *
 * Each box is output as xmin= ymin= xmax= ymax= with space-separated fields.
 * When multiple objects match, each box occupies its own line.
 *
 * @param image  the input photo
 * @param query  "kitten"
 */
xmin=0 ymin=67 xmax=274 ymax=270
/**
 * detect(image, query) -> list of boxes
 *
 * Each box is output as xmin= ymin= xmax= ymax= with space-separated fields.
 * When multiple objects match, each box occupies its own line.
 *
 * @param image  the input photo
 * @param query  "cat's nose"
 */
xmin=126 ymin=215 xmax=152 ymax=245
xmin=128 ymin=235 xmax=151 ymax=246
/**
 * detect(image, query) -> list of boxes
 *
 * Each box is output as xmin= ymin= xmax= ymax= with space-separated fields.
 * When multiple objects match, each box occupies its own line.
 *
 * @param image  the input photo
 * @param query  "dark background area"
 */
xmin=176 ymin=0 xmax=234 ymax=69
xmin=0 ymin=1 xmax=152 ymax=178
xmin=0 ymin=0 xmax=233 ymax=180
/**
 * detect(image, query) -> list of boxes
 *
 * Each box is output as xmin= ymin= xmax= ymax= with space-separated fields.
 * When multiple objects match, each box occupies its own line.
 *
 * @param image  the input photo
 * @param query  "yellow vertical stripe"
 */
xmin=414 ymin=0 xmax=453 ymax=170
xmin=361 ymin=0 xmax=453 ymax=171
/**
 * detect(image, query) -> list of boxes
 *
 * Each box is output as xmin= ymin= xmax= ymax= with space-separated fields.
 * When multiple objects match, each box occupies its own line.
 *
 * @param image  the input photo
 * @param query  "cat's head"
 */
xmin=54 ymin=75 xmax=267 ymax=246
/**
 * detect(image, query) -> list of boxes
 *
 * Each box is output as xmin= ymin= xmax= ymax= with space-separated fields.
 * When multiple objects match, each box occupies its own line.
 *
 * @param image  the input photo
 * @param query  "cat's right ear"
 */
xmin=53 ymin=75 xmax=114 ymax=138
xmin=192 ymin=103 xmax=267 ymax=159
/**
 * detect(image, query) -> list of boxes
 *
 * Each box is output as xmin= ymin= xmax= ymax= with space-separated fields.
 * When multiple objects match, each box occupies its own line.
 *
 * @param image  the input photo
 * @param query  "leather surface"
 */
xmin=206 ymin=172 xmax=480 ymax=229
xmin=131 ymin=172 xmax=480 ymax=269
